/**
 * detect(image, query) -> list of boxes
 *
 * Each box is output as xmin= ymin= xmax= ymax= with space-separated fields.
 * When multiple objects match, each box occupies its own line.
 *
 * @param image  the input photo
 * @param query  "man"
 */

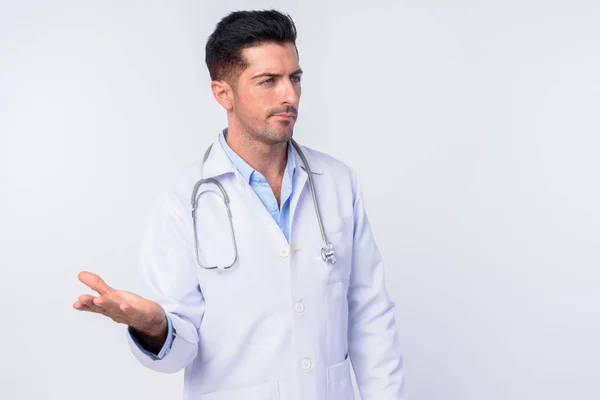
xmin=74 ymin=10 xmax=405 ymax=400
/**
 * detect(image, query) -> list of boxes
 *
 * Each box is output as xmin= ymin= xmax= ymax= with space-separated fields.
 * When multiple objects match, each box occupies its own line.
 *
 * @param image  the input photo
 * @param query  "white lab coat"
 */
xmin=127 ymin=134 xmax=406 ymax=399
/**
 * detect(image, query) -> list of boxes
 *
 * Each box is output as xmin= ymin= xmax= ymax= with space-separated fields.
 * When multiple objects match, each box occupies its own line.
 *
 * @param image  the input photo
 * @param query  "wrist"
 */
xmin=134 ymin=312 xmax=167 ymax=338
xmin=147 ymin=315 xmax=168 ymax=337
xmin=130 ymin=315 xmax=169 ymax=356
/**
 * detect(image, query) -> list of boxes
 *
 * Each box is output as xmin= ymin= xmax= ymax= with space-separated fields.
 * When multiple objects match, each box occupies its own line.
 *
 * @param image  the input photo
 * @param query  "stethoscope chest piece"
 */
xmin=321 ymin=242 xmax=336 ymax=264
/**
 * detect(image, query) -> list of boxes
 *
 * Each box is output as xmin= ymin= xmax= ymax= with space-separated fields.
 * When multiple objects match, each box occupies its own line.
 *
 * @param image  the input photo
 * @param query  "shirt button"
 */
xmin=301 ymin=359 xmax=312 ymax=371
xmin=294 ymin=302 xmax=305 ymax=313
xmin=279 ymin=247 xmax=290 ymax=258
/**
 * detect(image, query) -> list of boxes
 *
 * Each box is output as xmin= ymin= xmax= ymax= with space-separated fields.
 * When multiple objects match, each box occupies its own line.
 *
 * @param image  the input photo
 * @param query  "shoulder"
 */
xmin=299 ymin=144 xmax=355 ymax=176
xmin=148 ymin=158 xmax=205 ymax=217
xmin=298 ymin=144 xmax=359 ymax=191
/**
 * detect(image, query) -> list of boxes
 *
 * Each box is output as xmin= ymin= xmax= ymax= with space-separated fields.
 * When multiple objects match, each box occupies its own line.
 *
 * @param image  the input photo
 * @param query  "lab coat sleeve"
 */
xmin=126 ymin=195 xmax=205 ymax=374
xmin=347 ymin=173 xmax=407 ymax=399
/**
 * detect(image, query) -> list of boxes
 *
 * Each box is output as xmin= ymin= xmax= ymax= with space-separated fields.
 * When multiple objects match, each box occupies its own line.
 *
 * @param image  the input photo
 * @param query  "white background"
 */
xmin=1 ymin=1 xmax=599 ymax=399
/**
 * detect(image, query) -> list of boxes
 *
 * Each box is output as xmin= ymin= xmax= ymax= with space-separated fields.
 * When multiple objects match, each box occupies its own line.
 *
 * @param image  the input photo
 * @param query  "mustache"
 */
xmin=268 ymin=105 xmax=298 ymax=117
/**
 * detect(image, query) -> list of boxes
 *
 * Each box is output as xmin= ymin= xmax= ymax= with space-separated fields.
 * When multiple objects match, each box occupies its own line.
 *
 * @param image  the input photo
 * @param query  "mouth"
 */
xmin=272 ymin=113 xmax=296 ymax=120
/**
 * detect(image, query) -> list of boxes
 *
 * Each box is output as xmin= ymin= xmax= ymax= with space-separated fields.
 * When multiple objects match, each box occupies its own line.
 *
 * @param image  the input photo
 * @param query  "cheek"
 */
xmin=235 ymin=97 xmax=268 ymax=123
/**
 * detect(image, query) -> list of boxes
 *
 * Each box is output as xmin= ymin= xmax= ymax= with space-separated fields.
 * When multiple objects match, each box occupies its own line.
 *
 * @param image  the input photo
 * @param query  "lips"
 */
xmin=273 ymin=113 xmax=296 ymax=119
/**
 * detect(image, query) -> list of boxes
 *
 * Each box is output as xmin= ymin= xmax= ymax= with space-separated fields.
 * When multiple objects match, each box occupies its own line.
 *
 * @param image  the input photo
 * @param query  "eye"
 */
xmin=261 ymin=78 xmax=275 ymax=86
xmin=291 ymin=75 xmax=302 ymax=83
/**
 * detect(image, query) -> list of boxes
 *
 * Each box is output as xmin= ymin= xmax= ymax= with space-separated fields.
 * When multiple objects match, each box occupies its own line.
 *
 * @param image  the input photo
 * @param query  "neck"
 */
xmin=225 ymin=123 xmax=288 ymax=181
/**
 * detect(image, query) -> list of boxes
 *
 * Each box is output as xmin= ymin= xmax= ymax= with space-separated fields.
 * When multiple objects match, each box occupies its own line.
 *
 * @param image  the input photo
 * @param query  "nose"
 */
xmin=280 ymin=79 xmax=300 ymax=106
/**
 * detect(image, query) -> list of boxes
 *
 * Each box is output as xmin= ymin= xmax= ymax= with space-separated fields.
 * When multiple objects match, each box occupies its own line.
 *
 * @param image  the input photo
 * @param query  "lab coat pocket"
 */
xmin=197 ymin=380 xmax=279 ymax=400
xmin=325 ymin=214 xmax=353 ymax=284
xmin=326 ymin=357 xmax=355 ymax=400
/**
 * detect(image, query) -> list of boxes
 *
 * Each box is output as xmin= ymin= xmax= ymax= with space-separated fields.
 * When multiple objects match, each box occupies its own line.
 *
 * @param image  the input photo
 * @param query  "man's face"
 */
xmin=231 ymin=42 xmax=302 ymax=145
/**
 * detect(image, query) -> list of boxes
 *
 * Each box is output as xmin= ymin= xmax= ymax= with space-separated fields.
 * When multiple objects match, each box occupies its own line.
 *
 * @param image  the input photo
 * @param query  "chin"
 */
xmin=263 ymin=124 xmax=294 ymax=144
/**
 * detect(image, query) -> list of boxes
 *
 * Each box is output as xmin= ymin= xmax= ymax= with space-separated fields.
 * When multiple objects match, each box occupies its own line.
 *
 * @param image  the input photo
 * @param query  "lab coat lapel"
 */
xmin=201 ymin=134 xmax=236 ymax=179
xmin=202 ymin=132 xmax=289 ymax=247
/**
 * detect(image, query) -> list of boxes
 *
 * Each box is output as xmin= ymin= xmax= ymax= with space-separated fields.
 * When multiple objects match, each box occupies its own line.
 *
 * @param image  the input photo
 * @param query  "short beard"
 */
xmin=235 ymin=111 xmax=295 ymax=146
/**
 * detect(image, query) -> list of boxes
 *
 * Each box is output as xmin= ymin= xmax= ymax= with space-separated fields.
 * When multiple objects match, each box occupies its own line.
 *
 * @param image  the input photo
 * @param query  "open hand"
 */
xmin=73 ymin=271 xmax=166 ymax=337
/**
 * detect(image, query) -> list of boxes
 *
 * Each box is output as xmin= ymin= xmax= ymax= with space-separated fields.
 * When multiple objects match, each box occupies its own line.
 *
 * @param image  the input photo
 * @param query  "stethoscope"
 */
xmin=191 ymin=138 xmax=336 ymax=270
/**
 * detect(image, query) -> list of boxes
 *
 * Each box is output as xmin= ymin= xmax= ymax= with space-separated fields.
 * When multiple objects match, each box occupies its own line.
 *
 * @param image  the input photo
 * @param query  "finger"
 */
xmin=78 ymin=271 xmax=115 ymax=296
xmin=78 ymin=294 xmax=95 ymax=304
xmin=93 ymin=297 xmax=124 ymax=319
xmin=76 ymin=297 xmax=108 ymax=315
xmin=73 ymin=301 xmax=103 ymax=314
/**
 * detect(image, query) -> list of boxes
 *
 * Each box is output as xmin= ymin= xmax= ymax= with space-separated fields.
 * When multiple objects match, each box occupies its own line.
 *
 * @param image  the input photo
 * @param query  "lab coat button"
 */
xmin=279 ymin=247 xmax=290 ymax=258
xmin=301 ymin=358 xmax=312 ymax=371
xmin=294 ymin=302 xmax=305 ymax=313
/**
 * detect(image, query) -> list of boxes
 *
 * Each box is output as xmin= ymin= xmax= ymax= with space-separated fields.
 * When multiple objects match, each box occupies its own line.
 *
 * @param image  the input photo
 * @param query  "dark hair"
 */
xmin=205 ymin=10 xmax=298 ymax=82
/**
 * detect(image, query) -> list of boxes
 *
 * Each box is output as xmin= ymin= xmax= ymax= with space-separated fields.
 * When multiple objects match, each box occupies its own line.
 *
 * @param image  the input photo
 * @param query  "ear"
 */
xmin=211 ymin=80 xmax=234 ymax=111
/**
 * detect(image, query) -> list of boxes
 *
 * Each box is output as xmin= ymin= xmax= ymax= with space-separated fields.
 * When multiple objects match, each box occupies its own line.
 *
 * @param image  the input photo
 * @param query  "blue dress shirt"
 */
xmin=218 ymin=130 xmax=296 ymax=241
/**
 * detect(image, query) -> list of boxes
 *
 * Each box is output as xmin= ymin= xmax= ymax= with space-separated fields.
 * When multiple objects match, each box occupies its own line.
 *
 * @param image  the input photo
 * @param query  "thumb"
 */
xmin=78 ymin=271 xmax=115 ymax=296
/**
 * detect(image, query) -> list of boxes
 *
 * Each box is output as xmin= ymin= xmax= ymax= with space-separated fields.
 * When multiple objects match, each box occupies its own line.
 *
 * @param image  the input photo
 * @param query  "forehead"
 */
xmin=240 ymin=42 xmax=300 ymax=75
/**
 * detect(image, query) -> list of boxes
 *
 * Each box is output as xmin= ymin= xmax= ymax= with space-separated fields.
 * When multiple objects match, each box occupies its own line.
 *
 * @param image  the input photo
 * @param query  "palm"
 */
xmin=73 ymin=271 xmax=165 ymax=334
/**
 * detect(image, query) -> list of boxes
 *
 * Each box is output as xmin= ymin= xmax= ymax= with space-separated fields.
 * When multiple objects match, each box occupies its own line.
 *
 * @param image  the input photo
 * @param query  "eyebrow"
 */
xmin=251 ymin=68 xmax=303 ymax=80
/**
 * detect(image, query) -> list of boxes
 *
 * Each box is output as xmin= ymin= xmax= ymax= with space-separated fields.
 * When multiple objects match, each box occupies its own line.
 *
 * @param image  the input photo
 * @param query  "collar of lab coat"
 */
xmin=201 ymin=129 xmax=323 ymax=179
